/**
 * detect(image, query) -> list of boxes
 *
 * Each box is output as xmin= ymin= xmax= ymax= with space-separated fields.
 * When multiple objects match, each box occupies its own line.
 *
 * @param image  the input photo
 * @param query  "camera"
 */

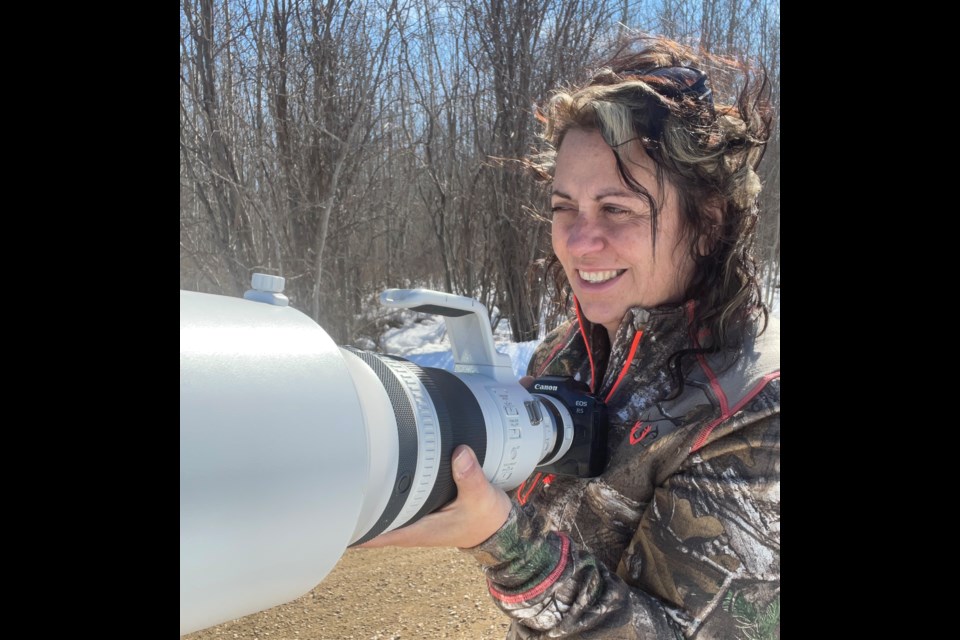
xmin=180 ymin=275 xmax=606 ymax=634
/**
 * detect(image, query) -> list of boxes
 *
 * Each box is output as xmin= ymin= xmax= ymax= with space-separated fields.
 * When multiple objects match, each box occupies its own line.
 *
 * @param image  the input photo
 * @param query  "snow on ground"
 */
xmin=381 ymin=311 xmax=538 ymax=378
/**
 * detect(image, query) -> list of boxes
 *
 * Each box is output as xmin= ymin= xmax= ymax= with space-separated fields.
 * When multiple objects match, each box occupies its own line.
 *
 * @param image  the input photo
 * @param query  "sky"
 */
xmin=381 ymin=291 xmax=780 ymax=375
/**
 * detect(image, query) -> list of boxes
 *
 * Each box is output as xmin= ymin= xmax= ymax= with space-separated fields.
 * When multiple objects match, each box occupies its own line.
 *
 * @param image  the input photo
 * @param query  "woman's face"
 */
xmin=551 ymin=128 xmax=696 ymax=339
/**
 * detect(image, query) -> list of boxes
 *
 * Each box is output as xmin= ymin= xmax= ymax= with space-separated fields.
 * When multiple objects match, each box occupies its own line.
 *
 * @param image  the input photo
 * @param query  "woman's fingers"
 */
xmin=357 ymin=446 xmax=511 ymax=549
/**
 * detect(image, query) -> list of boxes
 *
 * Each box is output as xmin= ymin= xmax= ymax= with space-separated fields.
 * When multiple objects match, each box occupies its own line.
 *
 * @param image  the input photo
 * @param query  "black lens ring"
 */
xmin=346 ymin=349 xmax=421 ymax=545
xmin=402 ymin=365 xmax=486 ymax=522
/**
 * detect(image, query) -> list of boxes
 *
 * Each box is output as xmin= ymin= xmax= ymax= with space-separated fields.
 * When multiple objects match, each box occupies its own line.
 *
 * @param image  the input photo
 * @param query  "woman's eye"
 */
xmin=604 ymin=206 xmax=631 ymax=217
xmin=550 ymin=205 xmax=574 ymax=216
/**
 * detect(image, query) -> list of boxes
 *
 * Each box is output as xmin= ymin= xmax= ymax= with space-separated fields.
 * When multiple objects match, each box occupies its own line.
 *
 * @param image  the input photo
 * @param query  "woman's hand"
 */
xmin=358 ymin=445 xmax=512 ymax=549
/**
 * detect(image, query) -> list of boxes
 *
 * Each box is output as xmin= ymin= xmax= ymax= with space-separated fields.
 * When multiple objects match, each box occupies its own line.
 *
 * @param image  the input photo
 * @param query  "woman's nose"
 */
xmin=566 ymin=214 xmax=606 ymax=256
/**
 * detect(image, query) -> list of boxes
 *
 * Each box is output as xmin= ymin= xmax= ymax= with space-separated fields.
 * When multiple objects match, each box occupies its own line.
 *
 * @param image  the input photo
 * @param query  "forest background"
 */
xmin=180 ymin=0 xmax=780 ymax=346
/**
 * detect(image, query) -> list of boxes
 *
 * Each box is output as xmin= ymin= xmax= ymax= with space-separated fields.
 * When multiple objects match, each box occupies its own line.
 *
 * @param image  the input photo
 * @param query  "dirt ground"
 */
xmin=184 ymin=546 xmax=511 ymax=640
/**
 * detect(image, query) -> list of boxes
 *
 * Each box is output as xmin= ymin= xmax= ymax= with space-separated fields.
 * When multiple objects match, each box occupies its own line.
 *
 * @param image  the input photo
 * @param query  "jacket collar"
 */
xmin=573 ymin=297 xmax=693 ymax=400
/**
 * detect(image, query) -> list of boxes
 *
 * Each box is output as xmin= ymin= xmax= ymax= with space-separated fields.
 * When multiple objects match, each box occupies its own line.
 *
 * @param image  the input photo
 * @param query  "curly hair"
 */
xmin=532 ymin=36 xmax=772 ymax=376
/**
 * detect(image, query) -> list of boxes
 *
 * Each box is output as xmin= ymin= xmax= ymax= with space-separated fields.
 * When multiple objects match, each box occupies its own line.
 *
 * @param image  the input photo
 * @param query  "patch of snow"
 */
xmin=381 ymin=313 xmax=537 ymax=378
xmin=379 ymin=290 xmax=780 ymax=378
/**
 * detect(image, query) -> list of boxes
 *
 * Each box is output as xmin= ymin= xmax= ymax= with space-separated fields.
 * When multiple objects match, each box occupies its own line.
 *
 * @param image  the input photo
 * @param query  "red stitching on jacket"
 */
xmin=536 ymin=323 xmax=578 ymax=377
xmin=488 ymin=533 xmax=571 ymax=604
xmin=685 ymin=303 xmax=730 ymax=417
xmin=605 ymin=330 xmax=643 ymax=403
xmin=691 ymin=371 xmax=780 ymax=452
xmin=695 ymin=350 xmax=729 ymax=416
xmin=515 ymin=480 xmax=527 ymax=502
xmin=573 ymin=298 xmax=598 ymax=394
xmin=517 ymin=472 xmax=542 ymax=506
xmin=629 ymin=422 xmax=652 ymax=445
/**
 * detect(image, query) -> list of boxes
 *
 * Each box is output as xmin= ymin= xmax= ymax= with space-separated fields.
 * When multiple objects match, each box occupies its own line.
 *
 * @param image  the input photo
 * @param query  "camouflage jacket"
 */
xmin=464 ymin=302 xmax=780 ymax=639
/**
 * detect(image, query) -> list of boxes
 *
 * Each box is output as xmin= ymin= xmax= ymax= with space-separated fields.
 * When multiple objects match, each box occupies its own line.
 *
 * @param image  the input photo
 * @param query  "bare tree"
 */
xmin=181 ymin=0 xmax=780 ymax=343
xmin=647 ymin=0 xmax=781 ymax=306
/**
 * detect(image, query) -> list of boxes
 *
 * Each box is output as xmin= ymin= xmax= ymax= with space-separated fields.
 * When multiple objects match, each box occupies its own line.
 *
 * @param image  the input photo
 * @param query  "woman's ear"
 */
xmin=698 ymin=199 xmax=724 ymax=256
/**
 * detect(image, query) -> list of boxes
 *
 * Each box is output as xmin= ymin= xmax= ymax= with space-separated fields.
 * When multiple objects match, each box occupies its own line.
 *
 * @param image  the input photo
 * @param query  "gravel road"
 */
xmin=184 ymin=547 xmax=511 ymax=640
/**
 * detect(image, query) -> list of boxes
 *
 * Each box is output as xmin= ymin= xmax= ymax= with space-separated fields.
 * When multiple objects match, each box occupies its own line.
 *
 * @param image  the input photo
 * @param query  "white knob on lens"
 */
xmin=251 ymin=272 xmax=286 ymax=293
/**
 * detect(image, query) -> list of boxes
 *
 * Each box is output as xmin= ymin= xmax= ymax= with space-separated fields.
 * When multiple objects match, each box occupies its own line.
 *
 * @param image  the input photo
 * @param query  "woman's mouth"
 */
xmin=577 ymin=269 xmax=625 ymax=284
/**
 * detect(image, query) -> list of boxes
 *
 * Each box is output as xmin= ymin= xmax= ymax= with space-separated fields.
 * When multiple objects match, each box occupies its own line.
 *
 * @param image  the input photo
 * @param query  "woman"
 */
xmin=364 ymin=36 xmax=780 ymax=639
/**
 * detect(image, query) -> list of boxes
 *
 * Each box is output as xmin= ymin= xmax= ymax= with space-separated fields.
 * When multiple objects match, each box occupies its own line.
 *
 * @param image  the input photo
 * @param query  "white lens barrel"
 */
xmin=180 ymin=289 xmax=577 ymax=635
xmin=180 ymin=291 xmax=369 ymax=635
xmin=451 ymin=375 xmax=558 ymax=490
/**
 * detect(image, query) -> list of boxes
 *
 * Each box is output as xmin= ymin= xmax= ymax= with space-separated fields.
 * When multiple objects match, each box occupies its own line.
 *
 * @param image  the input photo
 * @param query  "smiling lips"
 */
xmin=578 ymin=269 xmax=625 ymax=284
